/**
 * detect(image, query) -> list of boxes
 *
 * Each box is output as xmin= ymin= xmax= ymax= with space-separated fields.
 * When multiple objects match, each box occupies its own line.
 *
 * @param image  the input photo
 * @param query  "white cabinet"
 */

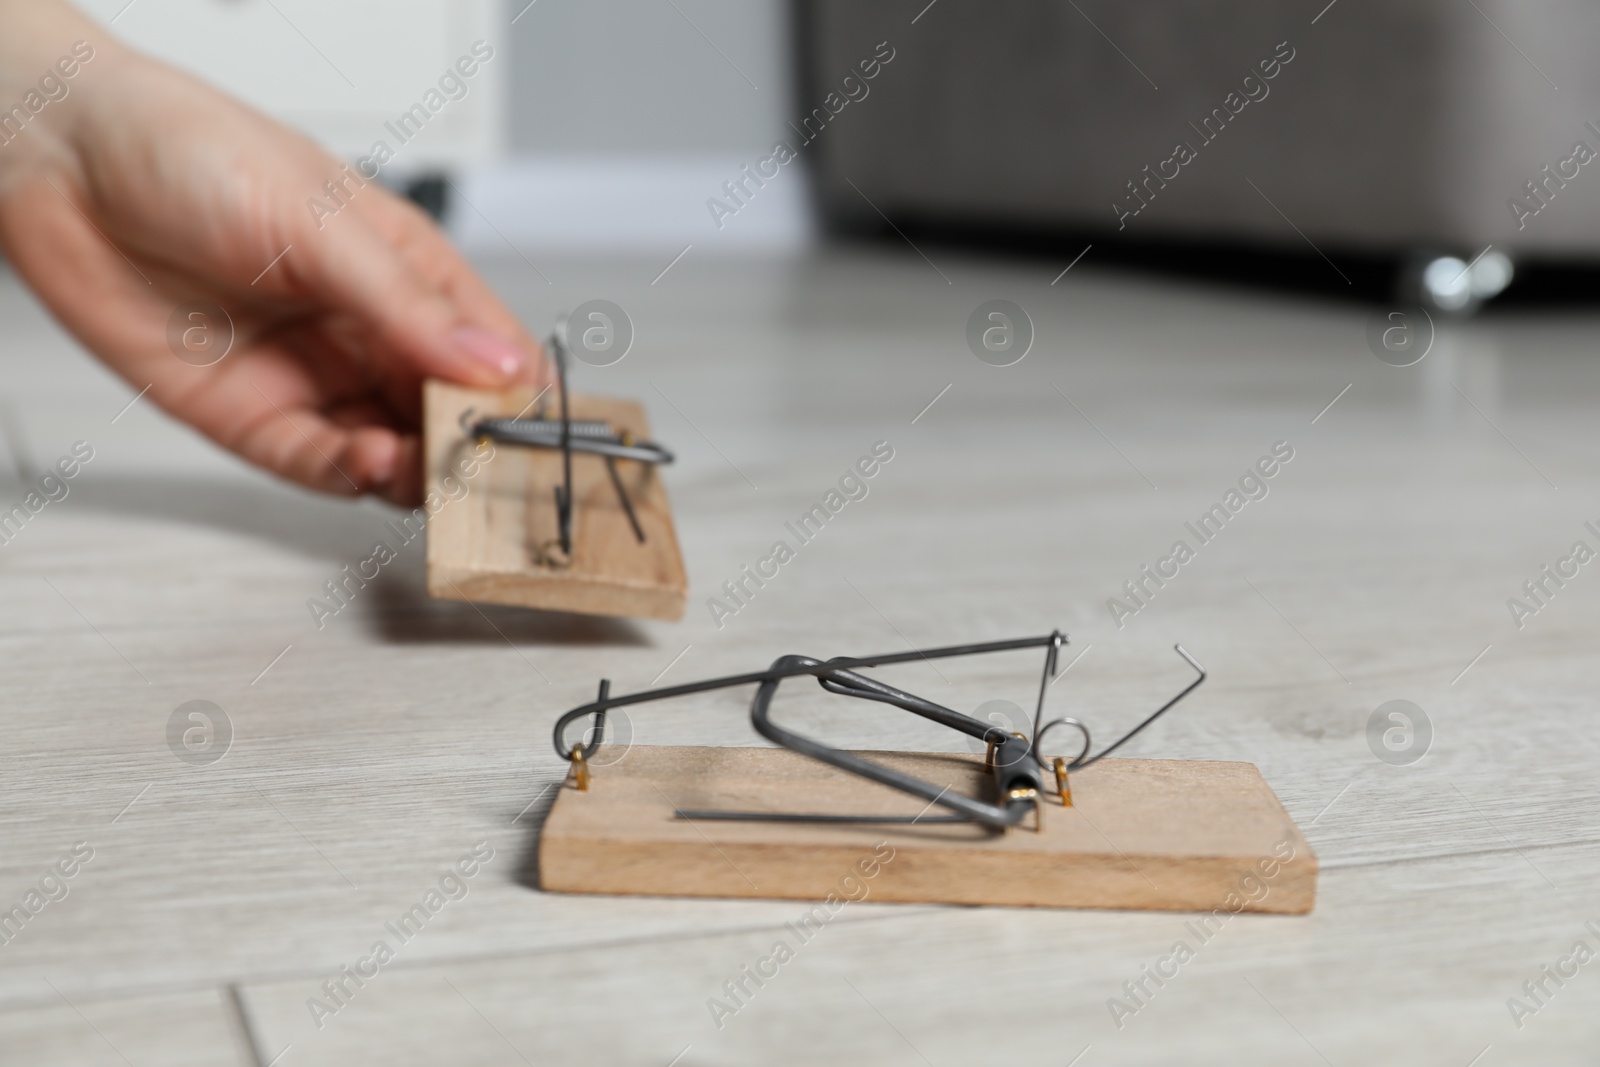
xmin=80 ymin=0 xmax=505 ymax=168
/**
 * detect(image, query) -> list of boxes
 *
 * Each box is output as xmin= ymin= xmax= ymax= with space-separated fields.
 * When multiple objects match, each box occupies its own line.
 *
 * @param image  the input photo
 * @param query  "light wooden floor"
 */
xmin=3 ymin=248 xmax=1598 ymax=1065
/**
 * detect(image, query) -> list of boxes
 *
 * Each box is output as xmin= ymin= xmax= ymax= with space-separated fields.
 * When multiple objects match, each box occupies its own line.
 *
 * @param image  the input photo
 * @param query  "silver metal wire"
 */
xmin=550 ymin=633 xmax=1207 ymax=830
xmin=460 ymin=324 xmax=673 ymax=555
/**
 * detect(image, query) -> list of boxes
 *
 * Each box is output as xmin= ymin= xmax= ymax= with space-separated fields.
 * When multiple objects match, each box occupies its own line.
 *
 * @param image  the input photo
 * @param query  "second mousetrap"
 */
xmin=538 ymin=634 xmax=1316 ymax=912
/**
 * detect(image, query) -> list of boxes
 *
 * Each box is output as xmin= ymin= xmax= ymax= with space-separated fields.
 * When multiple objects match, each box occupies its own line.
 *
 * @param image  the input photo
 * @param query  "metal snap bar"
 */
xmin=461 ymin=324 xmax=673 ymax=557
xmin=549 ymin=634 xmax=1206 ymax=831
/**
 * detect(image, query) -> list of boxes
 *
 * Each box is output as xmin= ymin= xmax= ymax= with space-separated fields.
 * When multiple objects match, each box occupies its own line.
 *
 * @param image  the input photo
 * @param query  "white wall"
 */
xmin=506 ymin=0 xmax=789 ymax=155
xmin=79 ymin=0 xmax=505 ymax=167
xmin=478 ymin=0 xmax=807 ymax=251
xmin=79 ymin=0 xmax=804 ymax=251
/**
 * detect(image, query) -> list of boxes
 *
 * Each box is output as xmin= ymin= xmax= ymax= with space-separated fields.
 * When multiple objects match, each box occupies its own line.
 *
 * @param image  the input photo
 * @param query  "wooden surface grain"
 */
xmin=3 ymin=249 xmax=1599 ymax=1065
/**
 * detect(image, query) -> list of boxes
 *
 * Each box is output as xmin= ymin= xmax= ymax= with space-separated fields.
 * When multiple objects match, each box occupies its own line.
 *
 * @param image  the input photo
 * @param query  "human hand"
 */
xmin=0 ymin=3 xmax=548 ymax=505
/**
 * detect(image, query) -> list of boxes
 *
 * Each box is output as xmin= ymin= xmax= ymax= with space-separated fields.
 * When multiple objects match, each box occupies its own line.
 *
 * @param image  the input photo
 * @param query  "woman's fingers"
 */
xmin=275 ymin=194 xmax=539 ymax=392
xmin=362 ymin=190 xmax=553 ymax=390
xmin=229 ymin=389 xmax=403 ymax=497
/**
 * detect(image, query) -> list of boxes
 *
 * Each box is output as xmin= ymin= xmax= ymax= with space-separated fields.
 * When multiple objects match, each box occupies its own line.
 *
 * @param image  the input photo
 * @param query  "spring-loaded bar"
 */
xmin=552 ymin=633 xmax=1206 ymax=830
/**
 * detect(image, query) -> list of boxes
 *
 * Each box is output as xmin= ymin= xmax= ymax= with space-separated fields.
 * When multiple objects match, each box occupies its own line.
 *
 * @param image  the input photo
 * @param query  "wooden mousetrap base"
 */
xmin=424 ymin=381 xmax=687 ymax=620
xmin=540 ymin=746 xmax=1316 ymax=913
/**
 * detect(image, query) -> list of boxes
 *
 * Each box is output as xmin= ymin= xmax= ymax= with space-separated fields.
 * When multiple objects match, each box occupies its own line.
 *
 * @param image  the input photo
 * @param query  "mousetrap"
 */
xmin=423 ymin=330 xmax=687 ymax=620
xmin=539 ymin=634 xmax=1315 ymax=912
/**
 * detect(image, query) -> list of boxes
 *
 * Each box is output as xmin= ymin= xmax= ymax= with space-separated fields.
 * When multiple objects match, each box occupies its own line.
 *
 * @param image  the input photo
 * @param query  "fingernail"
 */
xmin=367 ymin=439 xmax=397 ymax=489
xmin=452 ymin=326 xmax=526 ymax=379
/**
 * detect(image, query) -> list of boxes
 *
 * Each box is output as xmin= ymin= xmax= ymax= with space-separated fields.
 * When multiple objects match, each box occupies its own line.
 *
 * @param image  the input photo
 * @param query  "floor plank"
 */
xmin=0 ymin=988 xmax=250 ymax=1067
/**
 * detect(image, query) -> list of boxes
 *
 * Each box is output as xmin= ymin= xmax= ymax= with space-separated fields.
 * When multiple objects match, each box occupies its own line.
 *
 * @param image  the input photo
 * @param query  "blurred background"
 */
xmin=76 ymin=0 xmax=1600 ymax=314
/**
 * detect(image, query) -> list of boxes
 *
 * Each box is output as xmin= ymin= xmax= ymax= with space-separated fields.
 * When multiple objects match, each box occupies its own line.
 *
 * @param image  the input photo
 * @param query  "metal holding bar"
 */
xmin=462 ymin=321 xmax=674 ymax=552
xmin=548 ymin=633 xmax=1207 ymax=831
xmin=553 ymin=330 xmax=574 ymax=555
xmin=551 ymin=635 xmax=1051 ymax=761
xmin=471 ymin=418 xmax=674 ymax=465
